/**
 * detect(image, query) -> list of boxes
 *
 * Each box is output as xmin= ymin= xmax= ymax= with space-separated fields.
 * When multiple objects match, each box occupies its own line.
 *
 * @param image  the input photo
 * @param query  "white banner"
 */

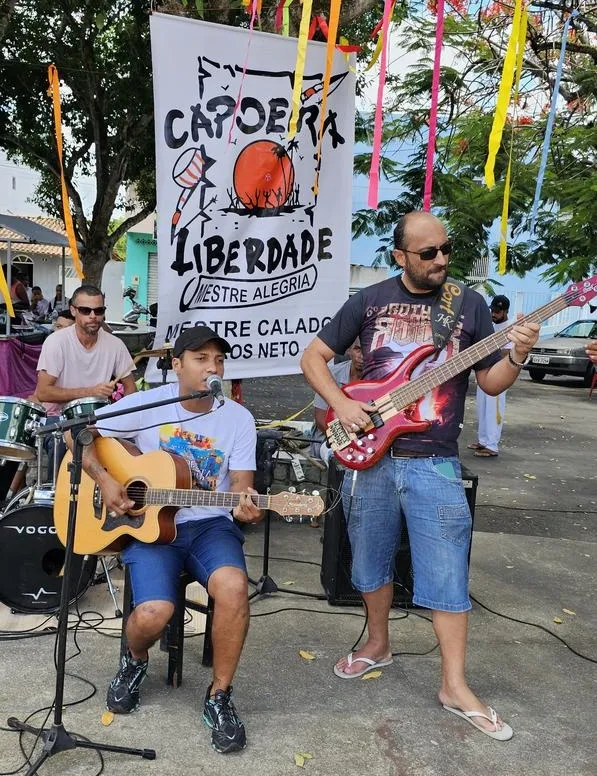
xmin=149 ymin=13 xmax=355 ymax=379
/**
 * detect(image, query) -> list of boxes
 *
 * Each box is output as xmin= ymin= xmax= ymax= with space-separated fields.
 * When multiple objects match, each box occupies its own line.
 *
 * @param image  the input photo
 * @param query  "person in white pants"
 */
xmin=469 ymin=296 xmax=512 ymax=457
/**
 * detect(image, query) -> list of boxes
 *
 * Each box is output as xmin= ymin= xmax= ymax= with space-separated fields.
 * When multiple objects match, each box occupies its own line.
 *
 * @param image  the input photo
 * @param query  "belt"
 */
xmin=389 ymin=444 xmax=435 ymax=458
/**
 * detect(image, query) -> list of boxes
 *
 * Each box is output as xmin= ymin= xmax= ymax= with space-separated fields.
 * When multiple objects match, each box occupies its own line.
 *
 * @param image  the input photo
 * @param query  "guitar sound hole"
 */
xmin=126 ymin=481 xmax=147 ymax=510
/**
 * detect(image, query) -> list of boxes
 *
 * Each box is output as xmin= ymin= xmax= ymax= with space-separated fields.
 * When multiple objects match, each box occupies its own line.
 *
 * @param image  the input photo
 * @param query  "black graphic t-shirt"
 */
xmin=318 ymin=276 xmax=500 ymax=457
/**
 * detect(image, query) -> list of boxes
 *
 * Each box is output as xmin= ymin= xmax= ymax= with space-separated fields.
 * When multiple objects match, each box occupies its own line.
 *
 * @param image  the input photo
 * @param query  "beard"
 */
xmin=403 ymin=258 xmax=448 ymax=291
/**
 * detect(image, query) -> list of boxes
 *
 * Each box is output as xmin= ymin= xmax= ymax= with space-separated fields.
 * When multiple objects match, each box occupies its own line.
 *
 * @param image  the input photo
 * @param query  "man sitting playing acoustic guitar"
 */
xmin=68 ymin=326 xmax=262 ymax=754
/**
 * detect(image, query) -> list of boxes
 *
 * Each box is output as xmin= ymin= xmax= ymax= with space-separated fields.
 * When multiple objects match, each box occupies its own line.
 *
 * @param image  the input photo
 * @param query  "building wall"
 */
xmin=124 ymin=232 xmax=156 ymax=308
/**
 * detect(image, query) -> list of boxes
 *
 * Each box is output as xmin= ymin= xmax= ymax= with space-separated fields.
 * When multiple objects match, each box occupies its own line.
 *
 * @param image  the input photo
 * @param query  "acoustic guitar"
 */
xmin=54 ymin=437 xmax=325 ymax=555
xmin=325 ymin=275 xmax=597 ymax=470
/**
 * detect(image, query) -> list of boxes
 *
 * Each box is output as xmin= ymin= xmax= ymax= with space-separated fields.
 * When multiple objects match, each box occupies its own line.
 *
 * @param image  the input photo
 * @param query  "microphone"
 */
xmin=206 ymin=374 xmax=226 ymax=407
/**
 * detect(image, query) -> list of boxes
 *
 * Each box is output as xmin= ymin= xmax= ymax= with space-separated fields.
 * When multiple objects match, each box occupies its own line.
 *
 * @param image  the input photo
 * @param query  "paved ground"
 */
xmin=0 ymin=371 xmax=595 ymax=776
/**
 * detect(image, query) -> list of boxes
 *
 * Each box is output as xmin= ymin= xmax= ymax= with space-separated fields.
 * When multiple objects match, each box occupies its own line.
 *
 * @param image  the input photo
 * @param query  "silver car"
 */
xmin=524 ymin=319 xmax=597 ymax=386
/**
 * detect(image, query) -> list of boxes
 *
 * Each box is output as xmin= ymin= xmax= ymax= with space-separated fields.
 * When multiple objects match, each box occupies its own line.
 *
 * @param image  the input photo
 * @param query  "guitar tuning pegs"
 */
xmin=311 ymin=490 xmax=319 ymax=496
xmin=288 ymin=486 xmax=296 ymax=493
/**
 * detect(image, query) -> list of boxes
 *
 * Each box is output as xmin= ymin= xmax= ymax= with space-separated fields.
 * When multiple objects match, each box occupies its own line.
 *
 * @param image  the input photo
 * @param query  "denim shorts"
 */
xmin=341 ymin=455 xmax=472 ymax=612
xmin=121 ymin=517 xmax=247 ymax=606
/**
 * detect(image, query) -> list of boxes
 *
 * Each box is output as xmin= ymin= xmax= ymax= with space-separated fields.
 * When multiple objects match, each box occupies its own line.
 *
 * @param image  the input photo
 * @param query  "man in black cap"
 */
xmin=72 ymin=325 xmax=262 ymax=754
xmin=468 ymin=295 xmax=512 ymax=457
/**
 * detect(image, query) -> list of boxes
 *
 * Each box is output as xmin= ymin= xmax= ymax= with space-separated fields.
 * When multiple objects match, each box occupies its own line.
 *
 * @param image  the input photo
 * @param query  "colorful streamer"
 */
xmin=529 ymin=9 xmax=579 ymax=232
xmin=47 ymin=65 xmax=84 ymax=280
xmin=287 ymin=0 xmax=314 ymax=139
xmin=0 ymin=265 xmax=14 ymax=318
xmin=422 ymin=0 xmax=446 ymax=212
xmin=484 ymin=0 xmax=524 ymax=188
xmin=228 ymin=0 xmax=259 ymax=143
xmin=367 ymin=0 xmax=395 ymax=208
xmin=275 ymin=0 xmax=294 ymax=36
xmin=313 ymin=0 xmax=343 ymax=195
xmin=499 ymin=6 xmax=528 ymax=274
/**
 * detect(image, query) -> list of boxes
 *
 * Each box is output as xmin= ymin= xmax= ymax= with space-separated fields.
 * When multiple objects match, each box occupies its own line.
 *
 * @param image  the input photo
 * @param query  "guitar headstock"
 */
xmin=269 ymin=491 xmax=325 ymax=517
xmin=565 ymin=275 xmax=597 ymax=307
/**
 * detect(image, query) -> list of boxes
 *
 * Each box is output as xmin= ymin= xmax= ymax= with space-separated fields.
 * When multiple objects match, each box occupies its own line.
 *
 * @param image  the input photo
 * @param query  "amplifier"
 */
xmin=321 ymin=457 xmax=478 ymax=607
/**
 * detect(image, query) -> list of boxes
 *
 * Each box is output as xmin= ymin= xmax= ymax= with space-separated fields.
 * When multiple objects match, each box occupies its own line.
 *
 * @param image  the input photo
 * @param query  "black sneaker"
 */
xmin=202 ymin=684 xmax=247 ymax=753
xmin=106 ymin=651 xmax=148 ymax=713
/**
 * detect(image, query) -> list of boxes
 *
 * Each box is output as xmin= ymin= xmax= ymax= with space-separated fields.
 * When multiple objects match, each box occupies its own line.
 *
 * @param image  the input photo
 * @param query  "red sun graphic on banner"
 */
xmin=233 ymin=140 xmax=295 ymax=210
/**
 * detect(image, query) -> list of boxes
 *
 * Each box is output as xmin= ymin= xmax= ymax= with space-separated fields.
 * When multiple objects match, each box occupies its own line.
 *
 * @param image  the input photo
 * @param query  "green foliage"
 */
xmin=354 ymin=2 xmax=597 ymax=285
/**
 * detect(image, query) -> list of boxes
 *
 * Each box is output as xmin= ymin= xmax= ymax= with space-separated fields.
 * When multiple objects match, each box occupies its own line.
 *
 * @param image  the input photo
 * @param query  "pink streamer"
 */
xmin=274 ymin=0 xmax=285 ymax=31
xmin=423 ymin=0 xmax=446 ymax=212
xmin=228 ymin=0 xmax=259 ymax=144
xmin=367 ymin=0 xmax=395 ymax=209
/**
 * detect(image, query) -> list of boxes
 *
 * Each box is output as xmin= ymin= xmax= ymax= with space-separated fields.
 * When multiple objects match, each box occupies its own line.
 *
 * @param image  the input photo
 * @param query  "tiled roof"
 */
xmin=0 ymin=216 xmax=71 ymax=258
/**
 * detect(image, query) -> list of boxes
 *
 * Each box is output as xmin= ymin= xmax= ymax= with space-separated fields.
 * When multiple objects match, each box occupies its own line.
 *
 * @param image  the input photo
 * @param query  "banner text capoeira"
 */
xmin=149 ymin=13 xmax=355 ymax=378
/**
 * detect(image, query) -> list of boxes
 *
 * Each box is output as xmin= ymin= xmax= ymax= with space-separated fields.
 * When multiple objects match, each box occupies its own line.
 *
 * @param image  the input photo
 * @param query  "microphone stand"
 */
xmin=249 ymin=429 xmax=322 ymax=601
xmin=6 ymin=388 xmax=211 ymax=773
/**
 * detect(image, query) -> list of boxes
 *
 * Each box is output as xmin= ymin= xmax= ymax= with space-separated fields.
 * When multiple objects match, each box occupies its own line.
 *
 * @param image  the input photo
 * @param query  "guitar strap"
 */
xmin=430 ymin=278 xmax=467 ymax=351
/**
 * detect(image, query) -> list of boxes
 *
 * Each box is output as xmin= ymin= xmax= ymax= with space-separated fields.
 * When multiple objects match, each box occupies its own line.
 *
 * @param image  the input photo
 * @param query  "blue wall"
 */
xmin=124 ymin=232 xmax=156 ymax=309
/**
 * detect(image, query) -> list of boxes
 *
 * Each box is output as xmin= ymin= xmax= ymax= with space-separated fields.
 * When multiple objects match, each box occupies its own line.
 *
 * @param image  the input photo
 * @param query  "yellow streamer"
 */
xmin=287 ymin=0 xmax=314 ymax=139
xmin=47 ymin=65 xmax=84 ymax=280
xmin=0 ymin=265 xmax=15 ymax=318
xmin=282 ymin=0 xmax=294 ymax=36
xmin=484 ymin=0 xmax=524 ymax=188
xmin=364 ymin=31 xmax=384 ymax=72
xmin=313 ymin=0 xmax=343 ymax=195
xmin=498 ymin=6 xmax=528 ymax=274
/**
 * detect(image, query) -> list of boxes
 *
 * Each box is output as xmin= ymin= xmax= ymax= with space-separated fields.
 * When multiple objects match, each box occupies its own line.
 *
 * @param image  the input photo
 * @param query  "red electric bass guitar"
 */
xmin=325 ymin=276 xmax=597 ymax=470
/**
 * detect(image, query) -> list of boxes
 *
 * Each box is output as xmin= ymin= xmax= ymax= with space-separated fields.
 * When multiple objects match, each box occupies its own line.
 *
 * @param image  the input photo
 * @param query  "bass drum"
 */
xmin=0 ymin=501 xmax=96 ymax=613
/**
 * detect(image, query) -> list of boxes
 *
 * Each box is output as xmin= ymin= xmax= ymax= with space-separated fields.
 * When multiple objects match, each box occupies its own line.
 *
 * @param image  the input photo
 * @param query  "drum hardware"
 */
xmin=96 ymin=556 xmax=122 ymax=618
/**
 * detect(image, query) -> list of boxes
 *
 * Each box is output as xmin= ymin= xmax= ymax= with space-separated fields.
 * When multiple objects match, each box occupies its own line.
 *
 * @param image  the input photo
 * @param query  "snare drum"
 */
xmin=0 ymin=397 xmax=46 ymax=462
xmin=61 ymin=397 xmax=110 ymax=422
xmin=0 ymin=494 xmax=96 ymax=613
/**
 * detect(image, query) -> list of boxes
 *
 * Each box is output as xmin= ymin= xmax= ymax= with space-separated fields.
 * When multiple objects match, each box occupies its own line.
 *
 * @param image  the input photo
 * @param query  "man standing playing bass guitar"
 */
xmin=301 ymin=211 xmax=540 ymax=741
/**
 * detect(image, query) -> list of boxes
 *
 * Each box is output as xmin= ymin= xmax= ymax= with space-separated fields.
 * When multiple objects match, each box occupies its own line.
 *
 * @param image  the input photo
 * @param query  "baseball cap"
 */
xmin=173 ymin=326 xmax=231 ymax=358
xmin=490 ymin=295 xmax=510 ymax=311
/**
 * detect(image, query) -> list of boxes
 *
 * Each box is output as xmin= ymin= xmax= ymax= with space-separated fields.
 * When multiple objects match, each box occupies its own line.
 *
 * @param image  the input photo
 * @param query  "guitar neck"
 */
xmin=390 ymin=293 xmax=569 ymax=408
xmin=146 ymin=489 xmax=270 ymax=510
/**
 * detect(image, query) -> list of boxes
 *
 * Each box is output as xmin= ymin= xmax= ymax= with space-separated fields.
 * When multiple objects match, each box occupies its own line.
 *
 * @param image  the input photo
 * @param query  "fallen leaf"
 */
xmin=282 ymin=580 xmax=295 ymax=586
xmin=553 ymin=617 xmax=563 ymax=624
xmin=523 ymin=474 xmax=536 ymax=480
xmin=101 ymin=711 xmax=114 ymax=726
xmin=562 ymin=608 xmax=576 ymax=616
xmin=298 ymin=752 xmax=313 ymax=760
xmin=294 ymin=753 xmax=305 ymax=768
xmin=362 ymin=670 xmax=382 ymax=680
xmin=298 ymin=650 xmax=315 ymax=661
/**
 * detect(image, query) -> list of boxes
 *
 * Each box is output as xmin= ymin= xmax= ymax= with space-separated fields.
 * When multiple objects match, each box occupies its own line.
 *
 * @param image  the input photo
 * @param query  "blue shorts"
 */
xmin=341 ymin=455 xmax=472 ymax=612
xmin=121 ymin=517 xmax=247 ymax=607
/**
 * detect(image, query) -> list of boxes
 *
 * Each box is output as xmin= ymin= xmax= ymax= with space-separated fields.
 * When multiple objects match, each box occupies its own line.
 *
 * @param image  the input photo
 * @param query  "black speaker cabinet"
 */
xmin=321 ymin=457 xmax=478 ymax=607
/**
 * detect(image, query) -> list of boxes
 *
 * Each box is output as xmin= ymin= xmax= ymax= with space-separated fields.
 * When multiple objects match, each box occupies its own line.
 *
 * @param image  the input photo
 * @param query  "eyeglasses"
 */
xmin=403 ymin=241 xmax=452 ymax=261
xmin=73 ymin=305 xmax=106 ymax=316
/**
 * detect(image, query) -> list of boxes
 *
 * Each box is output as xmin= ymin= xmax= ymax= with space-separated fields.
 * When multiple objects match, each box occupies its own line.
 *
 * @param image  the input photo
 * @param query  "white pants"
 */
xmin=476 ymin=387 xmax=507 ymax=453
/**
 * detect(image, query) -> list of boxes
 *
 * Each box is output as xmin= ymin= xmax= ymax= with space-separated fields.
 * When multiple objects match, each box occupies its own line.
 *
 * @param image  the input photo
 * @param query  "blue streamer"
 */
xmin=529 ymin=9 xmax=579 ymax=232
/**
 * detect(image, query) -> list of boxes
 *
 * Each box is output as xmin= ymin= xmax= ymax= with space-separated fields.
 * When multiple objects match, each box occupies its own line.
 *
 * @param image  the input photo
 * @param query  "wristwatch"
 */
xmin=508 ymin=350 xmax=530 ymax=369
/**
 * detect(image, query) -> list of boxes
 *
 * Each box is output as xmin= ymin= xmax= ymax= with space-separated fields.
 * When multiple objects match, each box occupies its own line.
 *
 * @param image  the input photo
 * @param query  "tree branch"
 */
xmin=0 ymin=0 xmax=16 ymax=43
xmin=108 ymin=201 xmax=156 ymax=248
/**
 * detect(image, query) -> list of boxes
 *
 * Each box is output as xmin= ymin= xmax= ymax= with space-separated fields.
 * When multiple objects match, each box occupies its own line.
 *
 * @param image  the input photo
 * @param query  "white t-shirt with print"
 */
xmin=95 ymin=383 xmax=256 ymax=524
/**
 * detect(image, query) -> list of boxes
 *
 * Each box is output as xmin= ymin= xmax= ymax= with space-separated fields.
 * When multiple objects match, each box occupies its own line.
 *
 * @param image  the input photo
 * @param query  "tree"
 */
xmin=0 ymin=0 xmax=385 ymax=285
xmin=0 ymin=0 xmax=155 ymax=285
xmin=353 ymin=1 xmax=597 ymax=285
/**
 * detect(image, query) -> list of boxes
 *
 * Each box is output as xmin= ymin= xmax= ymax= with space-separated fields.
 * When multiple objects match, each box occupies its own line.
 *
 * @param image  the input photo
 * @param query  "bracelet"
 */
xmin=507 ymin=350 xmax=529 ymax=369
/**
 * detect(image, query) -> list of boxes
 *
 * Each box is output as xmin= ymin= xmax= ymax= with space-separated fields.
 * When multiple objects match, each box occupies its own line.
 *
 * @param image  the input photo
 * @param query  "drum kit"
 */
xmin=0 ymin=395 xmax=121 ymax=618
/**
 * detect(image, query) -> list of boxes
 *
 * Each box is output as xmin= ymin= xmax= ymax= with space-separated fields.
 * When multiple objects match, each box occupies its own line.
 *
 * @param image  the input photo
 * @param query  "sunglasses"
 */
xmin=73 ymin=305 xmax=106 ymax=316
xmin=403 ymin=241 xmax=452 ymax=261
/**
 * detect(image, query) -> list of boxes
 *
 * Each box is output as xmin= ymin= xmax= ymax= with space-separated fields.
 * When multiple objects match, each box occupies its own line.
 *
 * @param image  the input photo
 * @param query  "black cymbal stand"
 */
xmin=7 ymin=426 xmax=156 ymax=772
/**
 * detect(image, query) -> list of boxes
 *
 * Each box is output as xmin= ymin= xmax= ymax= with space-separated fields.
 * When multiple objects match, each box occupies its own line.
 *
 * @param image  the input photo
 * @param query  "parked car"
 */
xmin=524 ymin=319 xmax=597 ymax=386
